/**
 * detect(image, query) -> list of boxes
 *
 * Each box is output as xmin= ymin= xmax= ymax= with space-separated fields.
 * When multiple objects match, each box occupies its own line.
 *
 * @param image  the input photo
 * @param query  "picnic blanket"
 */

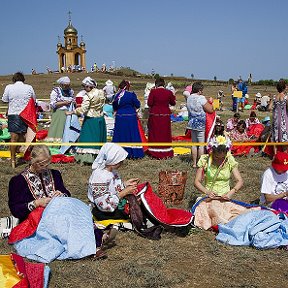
xmin=9 ymin=197 xmax=96 ymax=263
xmin=216 ymin=209 xmax=288 ymax=249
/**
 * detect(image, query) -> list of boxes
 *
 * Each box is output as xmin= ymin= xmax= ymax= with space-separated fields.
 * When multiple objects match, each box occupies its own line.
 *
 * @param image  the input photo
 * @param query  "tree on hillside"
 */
xmin=191 ymin=73 xmax=194 ymax=79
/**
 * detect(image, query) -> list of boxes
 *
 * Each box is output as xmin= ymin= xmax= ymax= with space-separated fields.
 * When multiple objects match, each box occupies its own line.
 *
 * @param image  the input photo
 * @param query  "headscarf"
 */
xmin=82 ymin=76 xmax=97 ymax=88
xmin=57 ymin=76 xmax=70 ymax=85
xmin=105 ymin=79 xmax=113 ymax=86
xmin=92 ymin=143 xmax=128 ymax=170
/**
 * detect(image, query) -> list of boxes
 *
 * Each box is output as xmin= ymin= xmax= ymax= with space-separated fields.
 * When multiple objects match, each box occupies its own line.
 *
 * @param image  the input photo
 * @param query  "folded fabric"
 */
xmin=0 ymin=253 xmax=50 ymax=288
xmin=136 ymin=183 xmax=193 ymax=227
xmin=59 ymin=104 xmax=81 ymax=154
xmin=9 ymin=208 xmax=44 ymax=244
xmin=216 ymin=210 xmax=288 ymax=249
xmin=10 ymin=197 xmax=96 ymax=263
xmin=36 ymin=130 xmax=48 ymax=140
xmin=192 ymin=198 xmax=260 ymax=230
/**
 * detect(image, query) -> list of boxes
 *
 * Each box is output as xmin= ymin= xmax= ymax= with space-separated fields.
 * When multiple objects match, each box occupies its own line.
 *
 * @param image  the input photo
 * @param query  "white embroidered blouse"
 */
xmin=88 ymin=169 xmax=124 ymax=212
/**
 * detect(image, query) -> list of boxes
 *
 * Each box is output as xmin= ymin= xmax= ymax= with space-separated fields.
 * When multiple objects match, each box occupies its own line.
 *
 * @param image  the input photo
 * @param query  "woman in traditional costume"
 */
xmin=147 ymin=77 xmax=176 ymax=159
xmin=112 ymin=80 xmax=144 ymax=158
xmin=46 ymin=76 xmax=75 ymax=142
xmin=67 ymin=77 xmax=106 ymax=164
xmin=88 ymin=143 xmax=139 ymax=220
xmin=88 ymin=143 xmax=162 ymax=239
xmin=8 ymin=145 xmax=108 ymax=259
xmin=8 ymin=145 xmax=71 ymax=222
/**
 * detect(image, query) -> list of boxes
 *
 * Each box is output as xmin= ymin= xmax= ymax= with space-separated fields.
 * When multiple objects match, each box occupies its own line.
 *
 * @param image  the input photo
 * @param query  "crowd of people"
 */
xmin=1 ymin=72 xmax=288 ymax=263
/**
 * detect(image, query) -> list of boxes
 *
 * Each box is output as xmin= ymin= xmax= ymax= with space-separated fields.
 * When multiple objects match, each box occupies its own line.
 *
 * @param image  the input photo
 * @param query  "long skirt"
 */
xmin=75 ymin=116 xmax=107 ymax=164
xmin=112 ymin=114 xmax=144 ymax=159
xmin=47 ymin=110 xmax=66 ymax=142
xmin=147 ymin=114 xmax=173 ymax=159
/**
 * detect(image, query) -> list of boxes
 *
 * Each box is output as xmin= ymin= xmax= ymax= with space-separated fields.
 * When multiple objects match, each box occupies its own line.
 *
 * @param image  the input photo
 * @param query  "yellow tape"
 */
xmin=1 ymin=142 xmax=287 ymax=147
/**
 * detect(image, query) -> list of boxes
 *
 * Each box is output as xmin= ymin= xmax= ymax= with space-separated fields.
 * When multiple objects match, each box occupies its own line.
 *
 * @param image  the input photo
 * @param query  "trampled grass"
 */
xmin=0 ymin=73 xmax=287 ymax=287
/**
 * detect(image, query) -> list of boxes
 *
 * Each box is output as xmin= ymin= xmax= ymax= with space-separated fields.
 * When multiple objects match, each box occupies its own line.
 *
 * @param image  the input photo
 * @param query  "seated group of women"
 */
xmin=6 ymin=134 xmax=288 ymax=261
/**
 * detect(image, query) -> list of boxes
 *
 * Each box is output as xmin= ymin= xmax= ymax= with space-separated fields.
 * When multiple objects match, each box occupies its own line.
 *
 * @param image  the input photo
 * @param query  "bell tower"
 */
xmin=57 ymin=12 xmax=86 ymax=72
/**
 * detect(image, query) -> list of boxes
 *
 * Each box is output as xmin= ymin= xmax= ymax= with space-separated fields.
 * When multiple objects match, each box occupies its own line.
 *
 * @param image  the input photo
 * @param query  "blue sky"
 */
xmin=0 ymin=0 xmax=287 ymax=81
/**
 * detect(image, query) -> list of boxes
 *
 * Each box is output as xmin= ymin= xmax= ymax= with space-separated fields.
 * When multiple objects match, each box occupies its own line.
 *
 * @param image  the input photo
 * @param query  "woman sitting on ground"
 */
xmin=8 ymin=144 xmax=108 ymax=259
xmin=229 ymin=120 xmax=250 ymax=142
xmin=226 ymin=112 xmax=240 ymax=132
xmin=245 ymin=111 xmax=260 ymax=128
xmin=260 ymin=151 xmax=288 ymax=212
xmin=88 ymin=143 xmax=162 ymax=239
xmin=8 ymin=145 xmax=71 ymax=222
xmin=88 ymin=143 xmax=139 ymax=220
xmin=194 ymin=135 xmax=243 ymax=200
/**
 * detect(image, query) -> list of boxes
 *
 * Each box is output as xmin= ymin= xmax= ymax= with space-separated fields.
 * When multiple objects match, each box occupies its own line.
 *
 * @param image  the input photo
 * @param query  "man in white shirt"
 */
xmin=260 ymin=151 xmax=288 ymax=212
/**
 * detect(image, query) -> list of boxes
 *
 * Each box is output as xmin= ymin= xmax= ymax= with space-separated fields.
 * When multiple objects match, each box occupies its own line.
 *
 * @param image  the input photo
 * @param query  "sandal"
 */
xmin=92 ymin=249 xmax=107 ymax=260
xmin=102 ymin=228 xmax=117 ymax=247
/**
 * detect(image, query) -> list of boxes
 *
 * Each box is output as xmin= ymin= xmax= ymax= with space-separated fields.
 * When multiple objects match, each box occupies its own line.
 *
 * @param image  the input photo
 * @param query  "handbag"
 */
xmin=158 ymin=171 xmax=188 ymax=205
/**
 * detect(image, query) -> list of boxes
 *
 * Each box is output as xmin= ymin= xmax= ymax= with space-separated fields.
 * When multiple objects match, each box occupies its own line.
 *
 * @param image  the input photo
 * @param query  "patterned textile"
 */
xmin=272 ymin=95 xmax=288 ymax=142
xmin=21 ymin=168 xmax=55 ymax=199
xmin=88 ymin=169 xmax=124 ymax=212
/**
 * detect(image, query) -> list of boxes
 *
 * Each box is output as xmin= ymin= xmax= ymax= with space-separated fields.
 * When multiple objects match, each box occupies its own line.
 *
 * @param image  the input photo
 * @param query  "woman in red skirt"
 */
xmin=147 ymin=78 xmax=176 ymax=159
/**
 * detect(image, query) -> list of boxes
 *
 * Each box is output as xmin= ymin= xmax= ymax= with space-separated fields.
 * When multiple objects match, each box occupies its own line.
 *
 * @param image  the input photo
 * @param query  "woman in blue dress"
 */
xmin=112 ymin=80 xmax=144 ymax=158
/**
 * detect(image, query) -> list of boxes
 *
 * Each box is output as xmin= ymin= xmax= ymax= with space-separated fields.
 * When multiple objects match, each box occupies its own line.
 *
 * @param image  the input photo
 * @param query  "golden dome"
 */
xmin=64 ymin=21 xmax=78 ymax=35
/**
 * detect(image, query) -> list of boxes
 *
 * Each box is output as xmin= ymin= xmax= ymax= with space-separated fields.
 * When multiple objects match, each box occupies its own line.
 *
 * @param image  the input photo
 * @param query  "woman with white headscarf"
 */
xmin=67 ymin=76 xmax=107 ymax=164
xmin=88 ymin=143 xmax=139 ymax=220
xmin=46 ymin=76 xmax=75 ymax=142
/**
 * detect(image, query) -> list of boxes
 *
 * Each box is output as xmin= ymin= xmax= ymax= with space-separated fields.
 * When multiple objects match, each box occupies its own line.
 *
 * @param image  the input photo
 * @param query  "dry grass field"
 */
xmin=1 ymin=73 xmax=287 ymax=288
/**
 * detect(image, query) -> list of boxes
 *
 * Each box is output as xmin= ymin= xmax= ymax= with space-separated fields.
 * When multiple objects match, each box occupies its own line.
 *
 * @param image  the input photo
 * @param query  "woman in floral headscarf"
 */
xmin=194 ymin=135 xmax=243 ymax=200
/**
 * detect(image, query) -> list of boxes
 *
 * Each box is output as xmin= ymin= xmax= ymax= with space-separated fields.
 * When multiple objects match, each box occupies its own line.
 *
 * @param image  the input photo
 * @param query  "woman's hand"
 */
xmin=125 ymin=178 xmax=140 ymax=186
xmin=119 ymin=185 xmax=138 ymax=198
xmin=65 ymin=111 xmax=74 ymax=116
xmin=52 ymin=190 xmax=64 ymax=197
xmin=220 ymin=193 xmax=232 ymax=200
xmin=206 ymin=190 xmax=220 ymax=199
xmin=35 ymin=197 xmax=51 ymax=208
